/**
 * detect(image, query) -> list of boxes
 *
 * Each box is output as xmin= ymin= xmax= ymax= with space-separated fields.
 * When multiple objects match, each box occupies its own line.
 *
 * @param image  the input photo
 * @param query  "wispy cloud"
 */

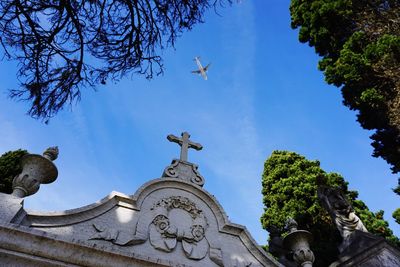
xmin=192 ymin=2 xmax=268 ymax=244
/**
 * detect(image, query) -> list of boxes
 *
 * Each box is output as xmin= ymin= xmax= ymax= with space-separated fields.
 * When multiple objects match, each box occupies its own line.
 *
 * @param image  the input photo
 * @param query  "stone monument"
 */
xmin=0 ymin=133 xmax=281 ymax=267
xmin=2 ymin=134 xmax=399 ymax=266
xmin=317 ymin=185 xmax=400 ymax=267
xmin=317 ymin=185 xmax=368 ymax=253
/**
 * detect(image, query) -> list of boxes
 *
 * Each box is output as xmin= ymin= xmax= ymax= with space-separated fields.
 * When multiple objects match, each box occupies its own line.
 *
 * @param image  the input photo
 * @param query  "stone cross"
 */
xmin=167 ymin=132 xmax=203 ymax=162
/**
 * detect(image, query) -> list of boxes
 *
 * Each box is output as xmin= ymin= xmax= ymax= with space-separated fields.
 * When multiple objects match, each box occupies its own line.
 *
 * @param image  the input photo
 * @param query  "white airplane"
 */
xmin=191 ymin=56 xmax=211 ymax=80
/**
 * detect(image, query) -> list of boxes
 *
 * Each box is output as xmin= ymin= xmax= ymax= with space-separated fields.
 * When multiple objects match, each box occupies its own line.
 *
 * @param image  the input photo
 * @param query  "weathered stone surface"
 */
xmin=0 ymin=192 xmax=25 ymax=223
xmin=0 ymin=221 xmax=169 ymax=267
xmin=330 ymin=231 xmax=400 ymax=267
xmin=11 ymin=147 xmax=59 ymax=198
xmin=163 ymin=160 xmax=205 ymax=186
xmin=318 ymin=185 xmax=368 ymax=253
xmin=282 ymin=218 xmax=314 ymax=267
xmin=167 ymin=132 xmax=202 ymax=163
xmin=0 ymin=177 xmax=281 ymax=266
xmin=1 ymin=137 xmax=399 ymax=266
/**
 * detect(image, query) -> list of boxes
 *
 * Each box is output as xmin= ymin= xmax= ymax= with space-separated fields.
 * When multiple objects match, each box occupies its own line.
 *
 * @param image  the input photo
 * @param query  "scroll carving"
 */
xmin=162 ymin=159 xmax=205 ymax=187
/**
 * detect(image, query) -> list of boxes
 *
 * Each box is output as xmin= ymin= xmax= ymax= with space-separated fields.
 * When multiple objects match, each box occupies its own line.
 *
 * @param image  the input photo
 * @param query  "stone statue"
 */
xmin=317 ymin=185 xmax=368 ymax=252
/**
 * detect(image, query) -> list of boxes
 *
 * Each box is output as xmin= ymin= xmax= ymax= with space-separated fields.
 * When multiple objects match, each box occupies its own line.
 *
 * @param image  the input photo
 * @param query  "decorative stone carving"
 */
xmin=12 ymin=147 xmax=59 ymax=198
xmin=163 ymin=159 xmax=205 ymax=186
xmin=292 ymin=248 xmax=314 ymax=267
xmin=164 ymin=132 xmax=205 ymax=186
xmin=88 ymin=195 xmax=224 ymax=265
xmin=43 ymin=147 xmax=59 ymax=161
xmin=209 ymin=247 xmax=224 ymax=266
xmin=0 ymin=131 xmax=287 ymax=267
xmin=318 ymin=185 xmax=368 ymax=253
xmin=282 ymin=218 xmax=315 ymax=267
xmin=149 ymin=196 xmax=210 ymax=260
xmin=12 ymin=174 xmax=40 ymax=198
xmin=231 ymin=259 xmax=253 ymax=267
xmin=90 ymin=224 xmax=147 ymax=246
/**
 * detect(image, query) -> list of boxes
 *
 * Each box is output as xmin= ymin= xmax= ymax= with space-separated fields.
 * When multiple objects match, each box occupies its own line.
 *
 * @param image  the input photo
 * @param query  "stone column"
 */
xmin=12 ymin=147 xmax=59 ymax=198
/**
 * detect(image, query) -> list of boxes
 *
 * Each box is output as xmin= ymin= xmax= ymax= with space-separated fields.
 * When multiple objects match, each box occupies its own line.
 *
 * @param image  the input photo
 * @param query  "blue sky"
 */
xmin=0 ymin=0 xmax=398 ymax=244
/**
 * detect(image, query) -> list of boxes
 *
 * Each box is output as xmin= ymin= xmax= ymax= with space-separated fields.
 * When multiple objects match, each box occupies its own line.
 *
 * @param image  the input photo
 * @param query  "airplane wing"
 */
xmin=191 ymin=70 xmax=201 ymax=74
xmin=203 ymin=63 xmax=211 ymax=71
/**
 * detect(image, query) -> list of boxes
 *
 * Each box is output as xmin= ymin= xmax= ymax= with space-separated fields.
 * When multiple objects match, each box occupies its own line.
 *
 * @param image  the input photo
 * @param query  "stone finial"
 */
xmin=283 ymin=218 xmax=315 ymax=267
xmin=267 ymin=226 xmax=297 ymax=267
xmin=43 ymin=146 xmax=59 ymax=161
xmin=11 ymin=147 xmax=59 ymax=198
xmin=285 ymin=217 xmax=298 ymax=233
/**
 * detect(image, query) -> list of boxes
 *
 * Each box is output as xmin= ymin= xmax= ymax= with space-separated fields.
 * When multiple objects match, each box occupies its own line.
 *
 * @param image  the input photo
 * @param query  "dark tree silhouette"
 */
xmin=290 ymin=1 xmax=400 ymax=175
xmin=0 ymin=149 xmax=28 ymax=194
xmin=0 ymin=0 xmax=230 ymax=119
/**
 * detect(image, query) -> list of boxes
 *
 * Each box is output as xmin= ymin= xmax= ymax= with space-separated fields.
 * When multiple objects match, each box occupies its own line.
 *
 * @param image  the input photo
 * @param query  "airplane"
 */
xmin=191 ymin=56 xmax=211 ymax=80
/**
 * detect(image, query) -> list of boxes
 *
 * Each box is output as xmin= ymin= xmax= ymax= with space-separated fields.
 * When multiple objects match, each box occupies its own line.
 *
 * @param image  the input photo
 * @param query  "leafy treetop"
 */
xmin=261 ymin=150 xmax=399 ymax=266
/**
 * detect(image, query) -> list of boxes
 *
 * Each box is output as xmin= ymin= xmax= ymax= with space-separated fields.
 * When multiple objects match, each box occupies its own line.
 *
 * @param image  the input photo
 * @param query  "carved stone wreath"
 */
xmin=89 ymin=195 xmax=223 ymax=266
xmin=149 ymin=196 xmax=210 ymax=260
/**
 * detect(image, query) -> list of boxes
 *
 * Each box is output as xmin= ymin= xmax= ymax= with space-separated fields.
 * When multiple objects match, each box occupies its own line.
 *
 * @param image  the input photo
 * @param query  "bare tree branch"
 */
xmin=0 ymin=0 xmax=230 ymax=120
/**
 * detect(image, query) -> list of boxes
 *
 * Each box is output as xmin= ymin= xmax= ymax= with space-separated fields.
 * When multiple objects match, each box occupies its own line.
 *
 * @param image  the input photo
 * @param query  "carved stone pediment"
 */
xmin=0 ymin=134 xmax=280 ymax=266
xmin=88 ymin=195 xmax=223 ymax=265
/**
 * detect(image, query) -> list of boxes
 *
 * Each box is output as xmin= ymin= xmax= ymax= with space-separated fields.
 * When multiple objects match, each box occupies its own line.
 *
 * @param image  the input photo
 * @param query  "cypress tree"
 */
xmin=261 ymin=151 xmax=399 ymax=266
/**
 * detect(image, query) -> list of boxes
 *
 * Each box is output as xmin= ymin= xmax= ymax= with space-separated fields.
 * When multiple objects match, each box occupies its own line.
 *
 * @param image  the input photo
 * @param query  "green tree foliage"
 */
xmin=394 ymin=208 xmax=400 ymax=225
xmin=261 ymin=151 xmax=399 ymax=266
xmin=0 ymin=0 xmax=231 ymax=120
xmin=395 ymin=180 xmax=400 ymax=196
xmin=394 ymin=180 xmax=400 ymax=224
xmin=0 ymin=150 xmax=28 ymax=194
xmin=290 ymin=1 xmax=400 ymax=175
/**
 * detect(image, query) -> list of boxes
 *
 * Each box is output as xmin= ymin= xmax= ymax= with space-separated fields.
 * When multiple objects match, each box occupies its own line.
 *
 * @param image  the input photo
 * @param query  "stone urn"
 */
xmin=283 ymin=218 xmax=315 ymax=267
xmin=12 ymin=147 xmax=59 ymax=198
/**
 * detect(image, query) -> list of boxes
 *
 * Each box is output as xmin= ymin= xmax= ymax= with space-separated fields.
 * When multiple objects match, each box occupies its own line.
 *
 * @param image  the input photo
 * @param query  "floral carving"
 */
xmin=191 ymin=225 xmax=205 ymax=242
xmin=89 ymin=196 xmax=223 ymax=266
xmin=152 ymin=196 xmax=203 ymax=218
xmin=149 ymin=196 xmax=217 ymax=261
xmin=153 ymin=215 xmax=170 ymax=233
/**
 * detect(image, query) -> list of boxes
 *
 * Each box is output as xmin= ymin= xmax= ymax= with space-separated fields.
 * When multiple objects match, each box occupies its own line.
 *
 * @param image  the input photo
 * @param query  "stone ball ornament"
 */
xmin=12 ymin=147 xmax=59 ymax=198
